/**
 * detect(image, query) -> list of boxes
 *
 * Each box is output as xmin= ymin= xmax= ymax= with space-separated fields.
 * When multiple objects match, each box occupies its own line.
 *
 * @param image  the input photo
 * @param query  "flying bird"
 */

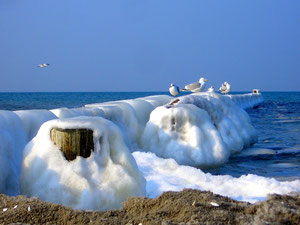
xmin=37 ymin=63 xmax=50 ymax=68
xmin=219 ymin=82 xmax=231 ymax=94
xmin=182 ymin=77 xmax=208 ymax=92
xmin=169 ymin=83 xmax=180 ymax=96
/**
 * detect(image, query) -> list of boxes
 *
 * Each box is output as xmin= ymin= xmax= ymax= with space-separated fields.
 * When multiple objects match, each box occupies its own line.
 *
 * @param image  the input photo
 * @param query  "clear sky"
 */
xmin=0 ymin=0 xmax=299 ymax=92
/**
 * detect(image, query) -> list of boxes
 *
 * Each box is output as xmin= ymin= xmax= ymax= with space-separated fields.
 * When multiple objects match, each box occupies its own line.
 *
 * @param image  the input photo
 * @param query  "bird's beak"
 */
xmin=205 ymin=79 xmax=208 ymax=82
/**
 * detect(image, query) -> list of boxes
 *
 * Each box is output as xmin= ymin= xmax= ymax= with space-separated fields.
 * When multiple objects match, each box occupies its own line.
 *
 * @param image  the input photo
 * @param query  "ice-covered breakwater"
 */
xmin=0 ymin=95 xmax=173 ymax=206
xmin=141 ymin=92 xmax=259 ymax=168
xmin=0 ymin=93 xmax=261 ymax=195
xmin=224 ymin=93 xmax=264 ymax=109
xmin=4 ymin=92 xmax=293 ymax=211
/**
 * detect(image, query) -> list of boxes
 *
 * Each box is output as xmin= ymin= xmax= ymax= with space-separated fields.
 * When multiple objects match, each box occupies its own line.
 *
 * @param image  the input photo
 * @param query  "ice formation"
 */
xmin=20 ymin=116 xmax=146 ymax=211
xmin=50 ymin=107 xmax=104 ymax=119
xmin=138 ymin=95 xmax=173 ymax=108
xmin=15 ymin=109 xmax=57 ymax=141
xmin=141 ymin=92 xmax=258 ymax=168
xmin=1 ymin=92 xmax=282 ymax=211
xmin=225 ymin=93 xmax=264 ymax=109
xmin=133 ymin=151 xmax=300 ymax=203
xmin=0 ymin=111 xmax=26 ymax=195
xmin=84 ymin=95 xmax=173 ymax=149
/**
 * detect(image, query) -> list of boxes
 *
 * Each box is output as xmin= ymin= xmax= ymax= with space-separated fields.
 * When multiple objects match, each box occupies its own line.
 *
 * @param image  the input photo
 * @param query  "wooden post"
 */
xmin=50 ymin=128 xmax=94 ymax=161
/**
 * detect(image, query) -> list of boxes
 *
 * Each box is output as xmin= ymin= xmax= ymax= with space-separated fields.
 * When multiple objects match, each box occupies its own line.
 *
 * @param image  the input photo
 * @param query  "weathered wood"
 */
xmin=50 ymin=128 xmax=94 ymax=161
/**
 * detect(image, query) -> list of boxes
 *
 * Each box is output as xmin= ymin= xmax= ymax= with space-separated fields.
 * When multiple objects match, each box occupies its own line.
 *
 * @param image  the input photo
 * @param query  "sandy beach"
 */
xmin=1 ymin=189 xmax=300 ymax=225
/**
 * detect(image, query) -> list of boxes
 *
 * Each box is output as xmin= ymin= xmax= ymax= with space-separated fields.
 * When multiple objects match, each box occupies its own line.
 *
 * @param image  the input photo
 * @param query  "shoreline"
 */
xmin=1 ymin=189 xmax=299 ymax=224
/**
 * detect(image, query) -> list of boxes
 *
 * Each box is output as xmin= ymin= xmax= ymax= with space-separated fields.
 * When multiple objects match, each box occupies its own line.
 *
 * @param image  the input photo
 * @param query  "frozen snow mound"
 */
xmin=20 ymin=116 xmax=146 ymax=211
xmin=14 ymin=109 xmax=57 ymax=142
xmin=86 ymin=102 xmax=141 ymax=149
xmin=0 ymin=110 xmax=26 ymax=196
xmin=84 ymin=95 xmax=173 ymax=149
xmin=141 ymin=92 xmax=257 ymax=168
xmin=225 ymin=93 xmax=264 ymax=109
xmin=50 ymin=107 xmax=104 ymax=119
xmin=85 ymin=95 xmax=173 ymax=110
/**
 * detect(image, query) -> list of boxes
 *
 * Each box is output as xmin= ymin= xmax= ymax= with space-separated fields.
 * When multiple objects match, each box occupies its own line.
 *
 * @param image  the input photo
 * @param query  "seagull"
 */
xmin=207 ymin=86 xmax=215 ymax=92
xmin=37 ymin=63 xmax=50 ymax=68
xmin=182 ymin=77 xmax=208 ymax=92
xmin=219 ymin=82 xmax=231 ymax=94
xmin=169 ymin=83 xmax=180 ymax=96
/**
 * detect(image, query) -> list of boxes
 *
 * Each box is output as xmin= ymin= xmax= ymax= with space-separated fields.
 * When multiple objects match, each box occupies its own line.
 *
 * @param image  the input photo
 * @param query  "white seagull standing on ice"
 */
xmin=207 ymin=86 xmax=215 ymax=92
xmin=182 ymin=77 xmax=208 ymax=92
xmin=169 ymin=83 xmax=180 ymax=96
xmin=219 ymin=82 xmax=231 ymax=94
xmin=37 ymin=63 xmax=50 ymax=68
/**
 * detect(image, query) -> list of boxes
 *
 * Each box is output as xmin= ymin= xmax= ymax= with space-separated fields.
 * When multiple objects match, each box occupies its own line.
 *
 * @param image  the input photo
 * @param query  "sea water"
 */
xmin=0 ymin=92 xmax=299 ymax=181
xmin=0 ymin=92 xmax=166 ymax=111
xmin=205 ymin=92 xmax=300 ymax=181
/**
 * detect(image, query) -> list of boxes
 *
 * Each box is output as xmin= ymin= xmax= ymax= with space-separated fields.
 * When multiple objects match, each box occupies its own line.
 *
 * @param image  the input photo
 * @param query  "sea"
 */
xmin=0 ymin=91 xmax=299 ymax=182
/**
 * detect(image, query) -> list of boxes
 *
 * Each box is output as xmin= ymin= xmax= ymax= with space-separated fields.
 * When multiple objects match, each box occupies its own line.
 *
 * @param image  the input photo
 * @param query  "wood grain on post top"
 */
xmin=50 ymin=128 xmax=94 ymax=161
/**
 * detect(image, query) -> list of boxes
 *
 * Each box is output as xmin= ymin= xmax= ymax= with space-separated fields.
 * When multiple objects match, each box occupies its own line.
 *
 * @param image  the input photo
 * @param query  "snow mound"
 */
xmin=20 ymin=116 xmax=146 ymax=211
xmin=141 ymin=92 xmax=257 ymax=168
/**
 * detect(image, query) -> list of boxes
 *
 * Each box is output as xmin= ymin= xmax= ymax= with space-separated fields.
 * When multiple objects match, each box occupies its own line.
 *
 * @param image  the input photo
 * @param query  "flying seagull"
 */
xmin=182 ymin=77 xmax=208 ymax=92
xmin=219 ymin=82 xmax=231 ymax=94
xmin=169 ymin=83 xmax=180 ymax=96
xmin=37 ymin=63 xmax=50 ymax=68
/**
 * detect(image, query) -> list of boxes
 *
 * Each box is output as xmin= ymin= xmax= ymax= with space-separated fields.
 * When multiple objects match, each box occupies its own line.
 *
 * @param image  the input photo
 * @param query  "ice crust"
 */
xmin=225 ymin=93 xmax=264 ymax=109
xmin=20 ymin=117 xmax=146 ymax=210
xmin=50 ymin=107 xmax=105 ymax=119
xmin=0 ymin=111 xmax=26 ymax=195
xmin=84 ymin=95 xmax=173 ymax=149
xmin=141 ymin=92 xmax=257 ymax=167
xmin=133 ymin=151 xmax=300 ymax=203
xmin=15 ymin=109 xmax=57 ymax=141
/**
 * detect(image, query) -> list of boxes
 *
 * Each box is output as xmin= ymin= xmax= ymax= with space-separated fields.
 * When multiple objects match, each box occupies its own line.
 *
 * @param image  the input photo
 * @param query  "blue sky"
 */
xmin=0 ymin=0 xmax=299 ymax=92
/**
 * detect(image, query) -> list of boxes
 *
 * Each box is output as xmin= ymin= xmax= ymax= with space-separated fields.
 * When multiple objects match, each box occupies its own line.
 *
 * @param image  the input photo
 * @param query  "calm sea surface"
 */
xmin=0 ymin=92 xmax=299 ymax=181
xmin=0 ymin=92 xmax=167 ymax=111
